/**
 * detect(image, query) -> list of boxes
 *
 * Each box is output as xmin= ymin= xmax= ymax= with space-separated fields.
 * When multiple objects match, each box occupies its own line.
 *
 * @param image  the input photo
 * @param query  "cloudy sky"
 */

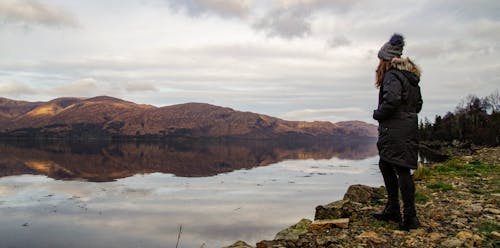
xmin=0 ymin=0 xmax=499 ymax=123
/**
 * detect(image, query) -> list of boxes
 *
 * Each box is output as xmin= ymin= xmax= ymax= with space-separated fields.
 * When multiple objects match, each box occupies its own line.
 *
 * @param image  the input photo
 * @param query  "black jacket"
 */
xmin=373 ymin=64 xmax=423 ymax=169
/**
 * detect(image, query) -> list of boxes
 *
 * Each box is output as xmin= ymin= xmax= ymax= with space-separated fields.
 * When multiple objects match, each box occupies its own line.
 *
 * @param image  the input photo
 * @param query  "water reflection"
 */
xmin=0 ymin=138 xmax=381 ymax=247
xmin=0 ymin=138 xmax=377 ymax=182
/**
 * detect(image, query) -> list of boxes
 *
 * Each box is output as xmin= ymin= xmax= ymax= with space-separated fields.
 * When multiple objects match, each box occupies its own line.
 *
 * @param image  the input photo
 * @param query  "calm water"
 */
xmin=0 ymin=138 xmax=382 ymax=248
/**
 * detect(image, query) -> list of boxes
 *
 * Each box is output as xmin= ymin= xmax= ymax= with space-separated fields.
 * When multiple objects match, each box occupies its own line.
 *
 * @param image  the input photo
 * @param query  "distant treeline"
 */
xmin=419 ymin=90 xmax=500 ymax=146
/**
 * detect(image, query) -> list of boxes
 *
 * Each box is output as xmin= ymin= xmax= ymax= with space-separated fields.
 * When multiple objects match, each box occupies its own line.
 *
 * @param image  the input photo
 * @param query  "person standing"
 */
xmin=372 ymin=33 xmax=423 ymax=231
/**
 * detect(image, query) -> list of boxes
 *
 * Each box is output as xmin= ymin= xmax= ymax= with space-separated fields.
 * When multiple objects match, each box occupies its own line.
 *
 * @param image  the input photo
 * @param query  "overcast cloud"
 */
xmin=0 ymin=0 xmax=78 ymax=28
xmin=0 ymin=0 xmax=499 ymax=123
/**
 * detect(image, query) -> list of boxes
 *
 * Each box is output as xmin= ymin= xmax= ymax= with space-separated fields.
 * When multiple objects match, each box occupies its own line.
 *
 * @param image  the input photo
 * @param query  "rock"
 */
xmin=452 ymin=218 xmax=468 ymax=228
xmin=223 ymin=240 xmax=253 ymax=248
xmin=429 ymin=232 xmax=444 ymax=242
xmin=441 ymin=238 xmax=464 ymax=248
xmin=456 ymin=231 xmax=473 ymax=240
xmin=465 ymin=204 xmax=483 ymax=216
xmin=342 ymin=184 xmax=384 ymax=204
xmin=484 ymin=208 xmax=500 ymax=215
xmin=256 ymin=240 xmax=286 ymax=248
xmin=311 ymin=218 xmax=349 ymax=229
xmin=491 ymin=231 xmax=500 ymax=240
xmin=356 ymin=231 xmax=387 ymax=244
xmin=409 ymin=228 xmax=426 ymax=236
xmin=405 ymin=237 xmax=418 ymax=246
xmin=274 ymin=219 xmax=311 ymax=241
xmin=314 ymin=200 xmax=359 ymax=220
xmin=315 ymin=236 xmax=337 ymax=246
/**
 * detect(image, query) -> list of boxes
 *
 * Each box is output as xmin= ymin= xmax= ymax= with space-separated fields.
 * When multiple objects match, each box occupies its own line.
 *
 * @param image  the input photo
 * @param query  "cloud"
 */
xmin=253 ymin=8 xmax=311 ymax=38
xmin=282 ymin=107 xmax=370 ymax=123
xmin=165 ymin=0 xmax=253 ymax=18
xmin=124 ymin=82 xmax=157 ymax=92
xmin=0 ymin=0 xmax=78 ymax=28
xmin=328 ymin=35 xmax=351 ymax=48
xmin=252 ymin=0 xmax=361 ymax=39
xmin=0 ymin=81 xmax=36 ymax=96
xmin=50 ymin=78 xmax=99 ymax=97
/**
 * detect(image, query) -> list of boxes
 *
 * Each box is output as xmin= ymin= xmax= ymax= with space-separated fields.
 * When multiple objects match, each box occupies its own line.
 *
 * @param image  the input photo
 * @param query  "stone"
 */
xmin=256 ymin=240 xmax=286 ymax=248
xmin=465 ymin=204 xmax=483 ymax=216
xmin=441 ymin=238 xmax=464 ymax=248
xmin=409 ymin=228 xmax=426 ymax=236
xmin=356 ymin=231 xmax=387 ymax=244
xmin=315 ymin=236 xmax=336 ymax=246
xmin=456 ymin=231 xmax=473 ymax=240
xmin=274 ymin=219 xmax=311 ymax=241
xmin=342 ymin=184 xmax=384 ymax=204
xmin=405 ymin=237 xmax=418 ymax=246
xmin=452 ymin=218 xmax=468 ymax=228
xmin=429 ymin=232 xmax=444 ymax=242
xmin=491 ymin=231 xmax=500 ymax=240
xmin=223 ymin=240 xmax=254 ymax=248
xmin=484 ymin=208 xmax=500 ymax=215
xmin=311 ymin=218 xmax=349 ymax=229
xmin=314 ymin=200 xmax=358 ymax=220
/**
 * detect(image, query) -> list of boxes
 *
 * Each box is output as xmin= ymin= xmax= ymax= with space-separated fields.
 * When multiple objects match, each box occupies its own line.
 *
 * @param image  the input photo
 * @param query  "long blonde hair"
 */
xmin=375 ymin=59 xmax=393 ymax=88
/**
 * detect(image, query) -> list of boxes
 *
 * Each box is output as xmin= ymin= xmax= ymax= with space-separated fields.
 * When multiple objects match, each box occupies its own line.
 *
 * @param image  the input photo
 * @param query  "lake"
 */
xmin=0 ymin=138 xmax=382 ymax=248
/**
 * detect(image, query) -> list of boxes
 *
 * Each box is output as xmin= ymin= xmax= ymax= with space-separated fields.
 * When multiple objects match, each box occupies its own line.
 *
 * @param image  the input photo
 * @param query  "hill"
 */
xmin=0 ymin=96 xmax=377 ymax=140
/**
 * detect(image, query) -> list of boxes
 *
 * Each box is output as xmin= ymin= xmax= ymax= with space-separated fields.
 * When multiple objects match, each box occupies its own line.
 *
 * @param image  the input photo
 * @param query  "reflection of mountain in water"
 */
xmin=0 ymin=138 xmax=377 ymax=182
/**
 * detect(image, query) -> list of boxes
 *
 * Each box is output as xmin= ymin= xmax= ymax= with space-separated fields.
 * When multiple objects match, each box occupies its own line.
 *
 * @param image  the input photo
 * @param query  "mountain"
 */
xmin=0 ymin=96 xmax=377 ymax=140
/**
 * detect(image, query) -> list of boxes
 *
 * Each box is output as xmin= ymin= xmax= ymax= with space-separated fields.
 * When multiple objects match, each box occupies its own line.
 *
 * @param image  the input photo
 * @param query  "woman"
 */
xmin=372 ymin=33 xmax=423 ymax=231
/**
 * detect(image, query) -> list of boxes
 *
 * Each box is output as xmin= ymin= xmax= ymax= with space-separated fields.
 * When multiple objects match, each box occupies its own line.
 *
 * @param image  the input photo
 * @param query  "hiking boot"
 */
xmin=399 ymin=216 xmax=420 ymax=231
xmin=372 ymin=210 xmax=402 ymax=223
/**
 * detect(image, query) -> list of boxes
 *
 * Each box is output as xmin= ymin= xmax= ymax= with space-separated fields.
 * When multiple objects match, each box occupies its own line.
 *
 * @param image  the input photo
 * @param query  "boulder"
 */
xmin=223 ymin=240 xmax=254 ymax=248
xmin=314 ymin=200 xmax=360 ymax=220
xmin=343 ymin=184 xmax=385 ymax=204
xmin=274 ymin=219 xmax=311 ymax=241
xmin=256 ymin=240 xmax=287 ymax=248
xmin=441 ymin=238 xmax=464 ymax=248
xmin=311 ymin=218 xmax=349 ymax=229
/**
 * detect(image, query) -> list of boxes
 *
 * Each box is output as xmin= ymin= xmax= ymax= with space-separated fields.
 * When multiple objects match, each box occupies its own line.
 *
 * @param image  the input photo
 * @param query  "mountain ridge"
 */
xmin=0 ymin=96 xmax=377 ymax=140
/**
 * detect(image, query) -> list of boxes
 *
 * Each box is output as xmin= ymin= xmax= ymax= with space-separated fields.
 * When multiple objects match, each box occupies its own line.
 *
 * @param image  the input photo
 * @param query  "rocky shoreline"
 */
xmin=224 ymin=147 xmax=500 ymax=248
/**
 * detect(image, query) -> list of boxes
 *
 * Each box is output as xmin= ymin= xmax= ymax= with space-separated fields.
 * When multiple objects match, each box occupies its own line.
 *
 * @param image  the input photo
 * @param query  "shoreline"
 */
xmin=225 ymin=146 xmax=500 ymax=248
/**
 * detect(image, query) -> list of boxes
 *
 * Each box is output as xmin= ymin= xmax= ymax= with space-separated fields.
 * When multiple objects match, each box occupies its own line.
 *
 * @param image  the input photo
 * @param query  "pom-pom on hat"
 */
xmin=378 ymin=33 xmax=405 ymax=61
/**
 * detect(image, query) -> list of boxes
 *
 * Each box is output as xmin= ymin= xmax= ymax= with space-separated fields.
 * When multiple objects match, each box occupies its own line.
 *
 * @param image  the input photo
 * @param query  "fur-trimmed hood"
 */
xmin=391 ymin=57 xmax=421 ymax=85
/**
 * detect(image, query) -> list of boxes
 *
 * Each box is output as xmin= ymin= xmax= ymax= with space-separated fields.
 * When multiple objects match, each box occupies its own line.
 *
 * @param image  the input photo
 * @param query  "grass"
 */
xmin=469 ymin=188 xmax=487 ymax=194
xmin=414 ymin=191 xmax=429 ymax=203
xmin=426 ymin=181 xmax=453 ymax=192
xmin=477 ymin=220 xmax=500 ymax=234
xmin=432 ymin=159 xmax=496 ymax=177
xmin=477 ymin=220 xmax=500 ymax=247
xmin=413 ymin=165 xmax=432 ymax=180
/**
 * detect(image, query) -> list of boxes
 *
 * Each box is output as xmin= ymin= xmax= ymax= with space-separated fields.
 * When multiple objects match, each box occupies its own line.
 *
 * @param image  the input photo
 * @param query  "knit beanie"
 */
xmin=378 ymin=33 xmax=404 ymax=61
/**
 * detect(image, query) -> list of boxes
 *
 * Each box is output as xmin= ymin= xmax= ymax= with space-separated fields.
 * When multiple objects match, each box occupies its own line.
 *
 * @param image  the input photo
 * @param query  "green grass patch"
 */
xmin=477 ymin=220 xmax=500 ymax=234
xmin=469 ymin=188 xmax=487 ymax=194
xmin=415 ymin=191 xmax=429 ymax=203
xmin=432 ymin=159 xmax=497 ymax=177
xmin=414 ymin=165 xmax=432 ymax=180
xmin=426 ymin=181 xmax=453 ymax=192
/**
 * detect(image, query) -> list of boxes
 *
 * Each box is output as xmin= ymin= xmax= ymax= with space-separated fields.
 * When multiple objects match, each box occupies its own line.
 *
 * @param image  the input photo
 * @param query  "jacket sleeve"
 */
xmin=416 ymin=86 xmax=423 ymax=113
xmin=373 ymin=71 xmax=402 ymax=121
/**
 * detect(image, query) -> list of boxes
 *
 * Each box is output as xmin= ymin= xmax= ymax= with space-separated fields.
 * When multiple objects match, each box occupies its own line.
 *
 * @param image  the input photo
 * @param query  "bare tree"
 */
xmin=485 ymin=89 xmax=500 ymax=113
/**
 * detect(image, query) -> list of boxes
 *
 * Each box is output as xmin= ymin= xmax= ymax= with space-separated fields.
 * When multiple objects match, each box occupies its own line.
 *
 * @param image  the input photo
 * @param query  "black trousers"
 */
xmin=379 ymin=159 xmax=416 ymax=217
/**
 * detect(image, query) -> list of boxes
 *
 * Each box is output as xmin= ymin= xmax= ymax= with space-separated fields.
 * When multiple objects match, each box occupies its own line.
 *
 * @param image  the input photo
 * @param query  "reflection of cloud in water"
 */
xmin=277 ymin=158 xmax=370 ymax=175
xmin=0 ymin=147 xmax=382 ymax=247
xmin=0 ymin=186 xmax=10 ymax=197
